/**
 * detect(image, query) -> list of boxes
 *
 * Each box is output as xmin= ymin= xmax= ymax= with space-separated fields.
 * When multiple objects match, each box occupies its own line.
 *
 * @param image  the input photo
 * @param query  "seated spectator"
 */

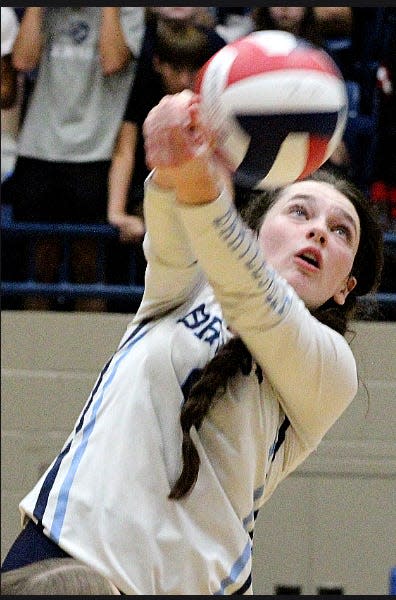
xmin=1 ymin=7 xmax=144 ymax=312
xmin=1 ymin=557 xmax=120 ymax=595
xmin=140 ymin=7 xmax=225 ymax=82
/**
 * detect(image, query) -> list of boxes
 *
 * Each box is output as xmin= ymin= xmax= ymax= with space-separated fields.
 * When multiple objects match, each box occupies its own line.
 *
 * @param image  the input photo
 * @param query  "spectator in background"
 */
xmin=313 ymin=7 xmax=352 ymax=38
xmin=1 ymin=6 xmax=20 ymax=182
xmin=1 ymin=7 xmax=24 ymax=310
xmin=147 ymin=6 xmax=217 ymax=29
xmin=1 ymin=7 xmax=144 ymax=312
xmin=370 ymin=7 xmax=396 ymax=229
xmin=1 ymin=7 xmax=19 ymax=111
xmin=108 ymin=20 xmax=225 ymax=245
xmin=214 ymin=7 xmax=254 ymax=43
xmin=105 ymin=9 xmax=226 ymax=310
xmin=252 ymin=7 xmax=323 ymax=47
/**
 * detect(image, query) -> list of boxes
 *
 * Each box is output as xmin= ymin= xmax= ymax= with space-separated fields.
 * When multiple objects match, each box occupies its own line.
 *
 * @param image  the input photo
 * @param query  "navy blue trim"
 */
xmin=181 ymin=368 xmax=203 ymax=401
xmin=33 ymin=319 xmax=151 ymax=521
xmin=271 ymin=416 xmax=290 ymax=463
xmin=232 ymin=573 xmax=252 ymax=595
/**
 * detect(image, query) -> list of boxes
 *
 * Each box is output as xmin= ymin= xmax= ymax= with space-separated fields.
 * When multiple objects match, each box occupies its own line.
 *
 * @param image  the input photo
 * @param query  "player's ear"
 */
xmin=333 ymin=274 xmax=357 ymax=305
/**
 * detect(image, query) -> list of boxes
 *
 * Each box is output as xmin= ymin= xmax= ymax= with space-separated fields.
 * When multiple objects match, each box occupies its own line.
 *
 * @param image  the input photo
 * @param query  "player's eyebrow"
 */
xmin=287 ymin=193 xmax=359 ymax=236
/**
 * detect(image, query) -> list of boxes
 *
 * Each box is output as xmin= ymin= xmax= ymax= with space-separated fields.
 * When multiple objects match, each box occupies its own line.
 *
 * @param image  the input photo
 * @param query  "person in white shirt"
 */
xmin=1 ymin=90 xmax=383 ymax=595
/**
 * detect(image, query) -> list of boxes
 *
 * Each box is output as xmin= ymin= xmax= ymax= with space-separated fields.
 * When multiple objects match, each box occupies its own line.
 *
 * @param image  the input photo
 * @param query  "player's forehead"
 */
xmin=277 ymin=180 xmax=350 ymax=207
xmin=271 ymin=180 xmax=360 ymax=227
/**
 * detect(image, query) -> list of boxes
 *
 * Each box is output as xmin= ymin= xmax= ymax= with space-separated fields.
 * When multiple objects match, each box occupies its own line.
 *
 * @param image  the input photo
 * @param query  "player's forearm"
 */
xmin=133 ymin=174 xmax=203 ymax=322
xmin=153 ymin=156 xmax=224 ymax=206
xmin=12 ymin=7 xmax=44 ymax=72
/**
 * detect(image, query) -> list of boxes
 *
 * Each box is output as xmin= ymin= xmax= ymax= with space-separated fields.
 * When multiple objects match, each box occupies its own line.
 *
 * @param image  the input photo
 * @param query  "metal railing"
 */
xmin=1 ymin=204 xmax=144 ymax=305
xmin=1 ymin=204 xmax=395 ymax=317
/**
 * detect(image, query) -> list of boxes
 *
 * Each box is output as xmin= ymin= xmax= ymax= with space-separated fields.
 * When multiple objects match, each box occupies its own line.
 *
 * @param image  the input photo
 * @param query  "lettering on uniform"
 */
xmin=178 ymin=304 xmax=223 ymax=347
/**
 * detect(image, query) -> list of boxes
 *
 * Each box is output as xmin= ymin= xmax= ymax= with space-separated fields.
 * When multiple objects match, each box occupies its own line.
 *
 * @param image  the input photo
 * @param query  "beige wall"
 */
xmin=1 ymin=311 xmax=395 ymax=594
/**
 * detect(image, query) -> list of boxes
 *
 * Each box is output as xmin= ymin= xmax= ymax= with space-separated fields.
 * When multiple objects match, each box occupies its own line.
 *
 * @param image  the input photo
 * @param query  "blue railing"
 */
xmin=1 ymin=204 xmax=395 ymax=316
xmin=1 ymin=204 xmax=144 ymax=304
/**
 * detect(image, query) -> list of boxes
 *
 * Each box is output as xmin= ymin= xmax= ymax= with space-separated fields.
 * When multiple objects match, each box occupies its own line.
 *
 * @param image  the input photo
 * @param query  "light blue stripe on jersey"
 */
xmin=214 ymin=540 xmax=252 ymax=595
xmin=50 ymin=326 xmax=151 ymax=542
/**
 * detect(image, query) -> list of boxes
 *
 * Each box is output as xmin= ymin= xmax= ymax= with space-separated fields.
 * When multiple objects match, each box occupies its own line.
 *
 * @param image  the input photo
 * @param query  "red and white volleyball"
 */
xmin=195 ymin=30 xmax=348 ymax=189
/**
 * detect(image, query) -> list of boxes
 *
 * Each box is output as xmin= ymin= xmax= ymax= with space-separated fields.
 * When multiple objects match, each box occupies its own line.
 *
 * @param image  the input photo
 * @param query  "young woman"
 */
xmin=1 ymin=91 xmax=383 ymax=595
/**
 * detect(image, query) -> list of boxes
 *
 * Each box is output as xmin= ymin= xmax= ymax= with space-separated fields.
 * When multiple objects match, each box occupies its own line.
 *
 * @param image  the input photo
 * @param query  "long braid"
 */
xmin=168 ymin=337 xmax=252 ymax=499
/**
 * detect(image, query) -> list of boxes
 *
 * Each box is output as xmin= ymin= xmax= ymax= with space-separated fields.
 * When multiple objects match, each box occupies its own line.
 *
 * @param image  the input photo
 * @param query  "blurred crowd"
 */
xmin=1 ymin=7 xmax=395 ymax=313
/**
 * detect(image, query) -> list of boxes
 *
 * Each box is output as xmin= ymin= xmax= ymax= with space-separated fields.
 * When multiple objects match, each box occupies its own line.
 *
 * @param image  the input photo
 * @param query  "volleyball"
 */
xmin=194 ymin=30 xmax=348 ymax=189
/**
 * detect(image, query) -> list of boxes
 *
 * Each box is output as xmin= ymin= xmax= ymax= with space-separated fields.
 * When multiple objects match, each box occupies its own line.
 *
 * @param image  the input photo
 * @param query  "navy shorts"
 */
xmin=1 ymin=520 xmax=70 ymax=573
xmin=1 ymin=156 xmax=110 ymax=224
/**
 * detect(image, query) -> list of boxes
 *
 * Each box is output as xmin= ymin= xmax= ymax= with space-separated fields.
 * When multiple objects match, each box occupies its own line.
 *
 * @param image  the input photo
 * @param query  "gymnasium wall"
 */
xmin=1 ymin=311 xmax=395 ymax=594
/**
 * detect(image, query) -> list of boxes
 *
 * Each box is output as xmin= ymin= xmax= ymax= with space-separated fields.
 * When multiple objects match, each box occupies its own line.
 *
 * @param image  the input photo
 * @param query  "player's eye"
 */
xmin=289 ymin=204 xmax=308 ymax=217
xmin=333 ymin=224 xmax=352 ymax=239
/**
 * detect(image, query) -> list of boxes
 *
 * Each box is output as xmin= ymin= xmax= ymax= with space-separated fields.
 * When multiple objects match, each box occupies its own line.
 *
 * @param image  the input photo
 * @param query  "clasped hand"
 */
xmin=143 ymin=90 xmax=230 ymax=204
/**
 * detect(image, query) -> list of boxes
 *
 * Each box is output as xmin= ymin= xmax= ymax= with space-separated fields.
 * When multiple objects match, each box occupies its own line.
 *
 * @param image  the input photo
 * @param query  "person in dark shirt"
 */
xmin=107 ymin=17 xmax=225 ymax=244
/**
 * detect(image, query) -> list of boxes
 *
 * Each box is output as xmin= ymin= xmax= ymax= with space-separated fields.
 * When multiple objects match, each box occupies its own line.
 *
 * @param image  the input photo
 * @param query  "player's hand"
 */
xmin=143 ymin=90 xmax=232 ymax=205
xmin=143 ymin=90 xmax=214 ymax=171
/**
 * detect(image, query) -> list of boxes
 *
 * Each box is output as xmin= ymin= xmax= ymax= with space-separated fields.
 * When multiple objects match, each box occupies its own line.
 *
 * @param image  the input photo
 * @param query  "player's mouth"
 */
xmin=294 ymin=247 xmax=322 ymax=271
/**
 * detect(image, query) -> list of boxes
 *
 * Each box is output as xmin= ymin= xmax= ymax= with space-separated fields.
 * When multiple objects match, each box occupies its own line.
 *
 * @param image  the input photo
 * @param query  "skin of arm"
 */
xmin=99 ymin=7 xmax=132 ymax=75
xmin=1 ymin=55 xmax=17 ymax=109
xmin=146 ymin=91 xmax=228 ymax=206
xmin=11 ymin=7 xmax=44 ymax=72
xmin=107 ymin=121 xmax=145 ymax=243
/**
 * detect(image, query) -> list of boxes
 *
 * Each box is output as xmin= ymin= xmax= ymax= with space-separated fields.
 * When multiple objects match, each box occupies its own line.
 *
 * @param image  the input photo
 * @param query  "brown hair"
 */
xmin=169 ymin=168 xmax=384 ymax=500
xmin=252 ymin=7 xmax=323 ymax=48
xmin=0 ymin=558 xmax=120 ymax=595
xmin=154 ymin=21 xmax=215 ymax=72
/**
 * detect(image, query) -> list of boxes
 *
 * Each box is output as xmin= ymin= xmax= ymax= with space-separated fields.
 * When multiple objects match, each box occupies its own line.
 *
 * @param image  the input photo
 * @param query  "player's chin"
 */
xmin=284 ymin=272 xmax=322 ymax=309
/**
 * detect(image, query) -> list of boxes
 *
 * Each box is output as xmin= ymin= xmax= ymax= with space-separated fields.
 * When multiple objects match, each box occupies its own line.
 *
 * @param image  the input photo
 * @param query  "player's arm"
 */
xmin=176 ymin=187 xmax=357 ymax=448
xmin=133 ymin=174 xmax=205 ymax=322
xmin=1 ymin=55 xmax=17 ymax=109
xmin=144 ymin=92 xmax=357 ymax=445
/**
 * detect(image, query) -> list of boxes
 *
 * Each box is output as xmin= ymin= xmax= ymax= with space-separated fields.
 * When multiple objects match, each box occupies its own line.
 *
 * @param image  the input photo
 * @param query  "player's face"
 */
xmin=258 ymin=180 xmax=361 ymax=309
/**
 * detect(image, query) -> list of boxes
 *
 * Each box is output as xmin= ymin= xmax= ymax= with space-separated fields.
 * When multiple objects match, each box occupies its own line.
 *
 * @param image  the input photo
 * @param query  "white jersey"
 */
xmin=19 ymin=176 xmax=358 ymax=594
